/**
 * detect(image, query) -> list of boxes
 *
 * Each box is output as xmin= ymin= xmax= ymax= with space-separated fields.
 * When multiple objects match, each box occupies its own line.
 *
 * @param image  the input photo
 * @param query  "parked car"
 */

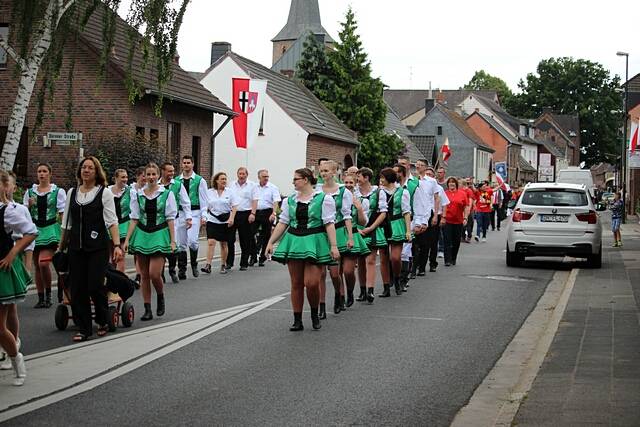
xmin=506 ymin=183 xmax=602 ymax=268
xmin=556 ymin=167 xmax=596 ymax=198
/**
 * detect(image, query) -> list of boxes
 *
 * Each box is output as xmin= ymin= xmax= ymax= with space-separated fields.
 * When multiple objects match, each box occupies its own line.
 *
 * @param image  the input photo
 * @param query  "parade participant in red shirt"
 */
xmin=442 ymin=177 xmax=470 ymax=266
xmin=474 ymin=182 xmax=493 ymax=242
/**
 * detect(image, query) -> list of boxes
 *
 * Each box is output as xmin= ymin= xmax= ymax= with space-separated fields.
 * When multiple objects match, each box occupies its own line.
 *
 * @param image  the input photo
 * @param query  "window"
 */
xmin=135 ymin=126 xmax=145 ymax=139
xmin=0 ymin=24 xmax=8 ymax=69
xmin=150 ymin=128 xmax=159 ymax=143
xmin=0 ymin=126 xmax=29 ymax=178
xmin=191 ymin=136 xmax=201 ymax=173
xmin=522 ymin=189 xmax=588 ymax=207
xmin=167 ymin=122 xmax=181 ymax=161
xmin=437 ymin=126 xmax=442 ymax=136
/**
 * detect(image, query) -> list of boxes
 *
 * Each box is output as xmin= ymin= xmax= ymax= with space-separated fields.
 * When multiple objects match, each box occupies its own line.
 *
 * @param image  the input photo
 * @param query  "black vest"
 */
xmin=0 ymin=205 xmax=14 ymax=259
xmin=69 ymin=187 xmax=109 ymax=252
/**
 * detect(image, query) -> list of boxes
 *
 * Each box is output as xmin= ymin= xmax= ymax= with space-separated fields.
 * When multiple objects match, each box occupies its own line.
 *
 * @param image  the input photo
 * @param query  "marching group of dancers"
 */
xmin=0 ymin=152 xmax=491 ymax=386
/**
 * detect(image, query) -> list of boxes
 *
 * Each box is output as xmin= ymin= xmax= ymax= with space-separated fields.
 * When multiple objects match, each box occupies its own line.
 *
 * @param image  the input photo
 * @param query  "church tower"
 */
xmin=271 ymin=0 xmax=334 ymax=69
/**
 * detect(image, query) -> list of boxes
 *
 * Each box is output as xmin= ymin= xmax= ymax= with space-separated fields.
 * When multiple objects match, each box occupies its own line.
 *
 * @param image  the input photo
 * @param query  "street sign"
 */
xmin=538 ymin=166 xmax=554 ymax=182
xmin=629 ymin=150 xmax=640 ymax=169
xmin=539 ymin=153 xmax=552 ymax=167
xmin=46 ymin=132 xmax=78 ymax=144
xmin=495 ymin=162 xmax=507 ymax=179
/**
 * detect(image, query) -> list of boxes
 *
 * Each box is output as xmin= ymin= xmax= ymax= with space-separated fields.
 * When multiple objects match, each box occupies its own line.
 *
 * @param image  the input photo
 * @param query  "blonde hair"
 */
xmin=0 ymin=170 xmax=10 ymax=204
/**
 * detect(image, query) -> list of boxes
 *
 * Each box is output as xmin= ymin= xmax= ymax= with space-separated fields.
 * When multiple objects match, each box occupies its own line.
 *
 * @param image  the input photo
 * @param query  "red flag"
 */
xmin=630 ymin=121 xmax=639 ymax=154
xmin=496 ymin=169 xmax=511 ymax=192
xmin=232 ymin=78 xmax=250 ymax=149
xmin=441 ymin=137 xmax=451 ymax=162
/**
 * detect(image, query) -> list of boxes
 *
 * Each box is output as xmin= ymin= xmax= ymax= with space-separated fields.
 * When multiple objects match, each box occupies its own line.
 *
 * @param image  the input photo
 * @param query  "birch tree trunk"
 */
xmin=0 ymin=0 xmax=73 ymax=171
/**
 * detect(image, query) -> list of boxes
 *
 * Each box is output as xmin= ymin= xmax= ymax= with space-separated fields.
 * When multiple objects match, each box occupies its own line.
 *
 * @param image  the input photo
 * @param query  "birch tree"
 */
xmin=0 ymin=0 xmax=189 ymax=171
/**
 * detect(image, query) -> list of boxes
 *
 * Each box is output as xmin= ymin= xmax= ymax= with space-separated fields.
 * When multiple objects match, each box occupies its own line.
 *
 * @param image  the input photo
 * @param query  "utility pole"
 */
xmin=617 ymin=51 xmax=629 ymax=223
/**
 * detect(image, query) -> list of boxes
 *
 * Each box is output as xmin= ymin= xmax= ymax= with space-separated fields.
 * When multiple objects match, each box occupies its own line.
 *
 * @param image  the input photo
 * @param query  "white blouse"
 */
xmin=130 ymin=186 xmax=178 ymax=221
xmin=383 ymin=186 xmax=411 ymax=215
xmin=204 ymin=188 xmax=238 ymax=224
xmin=278 ymin=192 xmax=336 ymax=226
xmin=61 ymin=186 xmax=118 ymax=230
xmin=22 ymin=184 xmax=67 ymax=212
xmin=359 ymin=186 xmax=389 ymax=214
xmin=324 ymin=185 xmax=353 ymax=221
xmin=2 ymin=202 xmax=38 ymax=237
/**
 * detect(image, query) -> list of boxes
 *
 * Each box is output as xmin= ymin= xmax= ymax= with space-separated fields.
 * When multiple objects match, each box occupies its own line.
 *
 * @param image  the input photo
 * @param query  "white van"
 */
xmin=556 ymin=167 xmax=596 ymax=198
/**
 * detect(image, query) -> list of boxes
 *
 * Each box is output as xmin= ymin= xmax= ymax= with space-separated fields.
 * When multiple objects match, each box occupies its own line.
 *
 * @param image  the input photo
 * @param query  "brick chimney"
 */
xmin=436 ymin=91 xmax=445 ymax=104
xmin=211 ymin=42 xmax=231 ymax=65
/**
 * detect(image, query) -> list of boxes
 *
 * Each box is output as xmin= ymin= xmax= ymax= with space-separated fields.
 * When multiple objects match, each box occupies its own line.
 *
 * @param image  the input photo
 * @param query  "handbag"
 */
xmin=52 ymin=189 xmax=73 ymax=274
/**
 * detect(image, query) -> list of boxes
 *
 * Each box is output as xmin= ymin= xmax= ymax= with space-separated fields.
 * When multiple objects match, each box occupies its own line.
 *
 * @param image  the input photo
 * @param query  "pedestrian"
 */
xmin=227 ymin=167 xmax=259 ymax=271
xmin=266 ymin=168 xmax=340 ymax=331
xmin=175 ymin=156 xmax=207 ymax=279
xmin=24 ymin=163 xmax=66 ymax=308
xmin=610 ymin=191 xmax=623 ymax=247
xmin=124 ymin=162 xmax=176 ymax=321
xmin=490 ymin=182 xmax=504 ymax=231
xmin=474 ymin=182 xmax=493 ymax=242
xmin=109 ymin=169 xmax=131 ymax=273
xmin=130 ymin=166 xmax=146 ymax=284
xmin=60 ymin=156 xmax=123 ymax=342
xmin=380 ymin=167 xmax=411 ymax=296
xmin=0 ymin=169 xmax=37 ymax=386
xmin=416 ymin=165 xmax=443 ymax=273
xmin=461 ymin=178 xmax=476 ymax=242
xmin=201 ymin=172 xmax=237 ymax=274
xmin=356 ymin=167 xmax=388 ymax=304
xmin=254 ymin=169 xmax=280 ymax=267
xmin=443 ymin=177 xmax=470 ymax=266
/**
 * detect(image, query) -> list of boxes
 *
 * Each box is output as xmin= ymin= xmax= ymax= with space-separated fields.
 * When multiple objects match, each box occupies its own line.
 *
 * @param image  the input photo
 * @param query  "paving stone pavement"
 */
xmin=514 ymin=220 xmax=640 ymax=426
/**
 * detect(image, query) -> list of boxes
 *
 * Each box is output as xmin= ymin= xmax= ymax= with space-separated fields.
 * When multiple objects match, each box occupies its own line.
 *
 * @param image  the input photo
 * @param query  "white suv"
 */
xmin=506 ymin=183 xmax=602 ymax=268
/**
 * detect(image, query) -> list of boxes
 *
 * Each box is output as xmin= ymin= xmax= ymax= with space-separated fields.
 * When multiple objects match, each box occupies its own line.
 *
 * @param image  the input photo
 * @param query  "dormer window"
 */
xmin=528 ymin=127 xmax=535 ymax=139
xmin=519 ymin=124 xmax=526 ymax=136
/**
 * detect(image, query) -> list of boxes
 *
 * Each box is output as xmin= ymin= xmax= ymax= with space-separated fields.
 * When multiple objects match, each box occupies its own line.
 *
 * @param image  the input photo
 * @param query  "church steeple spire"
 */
xmin=271 ymin=0 xmax=334 ymax=43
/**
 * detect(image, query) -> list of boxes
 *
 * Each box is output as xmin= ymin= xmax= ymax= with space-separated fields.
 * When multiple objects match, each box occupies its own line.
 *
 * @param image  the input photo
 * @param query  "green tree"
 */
xmin=296 ymin=32 xmax=335 ymax=101
xmin=0 ymin=0 xmax=189 ymax=171
xmin=464 ymin=70 xmax=514 ymax=105
xmin=508 ymin=57 xmax=622 ymax=165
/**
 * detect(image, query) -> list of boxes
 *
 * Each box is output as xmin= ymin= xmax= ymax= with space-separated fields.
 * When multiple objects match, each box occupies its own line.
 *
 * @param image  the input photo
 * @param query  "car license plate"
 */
xmin=540 ymin=215 xmax=569 ymax=223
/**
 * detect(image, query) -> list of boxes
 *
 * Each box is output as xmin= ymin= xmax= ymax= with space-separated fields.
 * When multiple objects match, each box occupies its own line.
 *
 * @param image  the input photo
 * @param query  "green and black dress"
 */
xmin=385 ymin=185 xmax=411 ymax=243
xmin=129 ymin=187 xmax=177 ymax=257
xmin=23 ymin=184 xmax=65 ymax=250
xmin=328 ymin=186 xmax=370 ymax=257
xmin=109 ymin=185 xmax=131 ymax=240
xmin=272 ymin=192 xmax=335 ymax=264
xmin=360 ymin=186 xmax=389 ymax=248
xmin=0 ymin=202 xmax=37 ymax=304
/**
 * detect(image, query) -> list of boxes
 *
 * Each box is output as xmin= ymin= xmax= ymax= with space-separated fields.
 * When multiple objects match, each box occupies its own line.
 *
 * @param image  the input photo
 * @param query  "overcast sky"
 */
xmin=128 ymin=0 xmax=639 ymax=91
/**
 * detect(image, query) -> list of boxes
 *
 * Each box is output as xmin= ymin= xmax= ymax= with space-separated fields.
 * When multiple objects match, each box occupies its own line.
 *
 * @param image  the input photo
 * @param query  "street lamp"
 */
xmin=617 ymin=51 xmax=629 ymax=223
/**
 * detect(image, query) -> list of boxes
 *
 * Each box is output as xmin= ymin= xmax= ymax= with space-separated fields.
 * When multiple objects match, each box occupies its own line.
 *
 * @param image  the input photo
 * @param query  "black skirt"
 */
xmin=206 ymin=222 xmax=231 ymax=242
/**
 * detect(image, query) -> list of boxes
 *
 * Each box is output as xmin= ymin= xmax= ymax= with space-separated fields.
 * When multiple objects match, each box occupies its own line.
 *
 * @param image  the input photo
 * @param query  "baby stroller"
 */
xmin=52 ymin=256 xmax=136 ymax=332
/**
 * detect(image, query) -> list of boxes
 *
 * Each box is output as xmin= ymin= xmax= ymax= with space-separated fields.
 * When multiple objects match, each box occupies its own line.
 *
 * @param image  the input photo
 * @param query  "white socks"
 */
xmin=10 ymin=352 xmax=27 ymax=386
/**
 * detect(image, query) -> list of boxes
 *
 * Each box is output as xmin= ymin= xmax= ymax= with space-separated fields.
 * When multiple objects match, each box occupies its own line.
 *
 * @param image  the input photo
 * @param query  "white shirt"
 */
xmin=324 ymin=185 xmax=352 ymax=221
xmin=3 ymin=202 xmax=38 ymax=251
xmin=230 ymin=180 xmax=259 ymax=212
xmin=418 ymin=176 xmax=441 ymax=216
xmin=352 ymin=192 xmax=370 ymax=226
xmin=256 ymin=182 xmax=281 ymax=211
xmin=23 ymin=184 xmax=67 ymax=212
xmin=404 ymin=180 xmax=428 ymax=226
xmin=61 ymin=186 xmax=118 ymax=230
xmin=358 ymin=185 xmax=388 ymax=214
xmin=278 ymin=192 xmax=336 ymax=226
xmin=204 ymin=188 xmax=238 ymax=224
xmin=436 ymin=184 xmax=450 ymax=215
xmin=178 ymin=173 xmax=209 ymax=213
xmin=130 ymin=186 xmax=178 ymax=221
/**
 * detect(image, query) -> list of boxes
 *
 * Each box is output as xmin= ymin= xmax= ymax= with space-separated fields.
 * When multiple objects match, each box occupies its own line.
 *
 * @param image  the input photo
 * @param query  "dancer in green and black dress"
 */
xmin=267 ymin=168 xmax=339 ymax=331
xmin=23 ymin=163 xmax=66 ymax=308
xmin=124 ymin=163 xmax=177 ymax=321
xmin=109 ymin=169 xmax=131 ymax=273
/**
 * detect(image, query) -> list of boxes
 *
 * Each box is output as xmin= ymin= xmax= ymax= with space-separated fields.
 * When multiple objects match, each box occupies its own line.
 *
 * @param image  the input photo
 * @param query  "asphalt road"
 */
xmin=3 ymin=222 xmax=588 ymax=426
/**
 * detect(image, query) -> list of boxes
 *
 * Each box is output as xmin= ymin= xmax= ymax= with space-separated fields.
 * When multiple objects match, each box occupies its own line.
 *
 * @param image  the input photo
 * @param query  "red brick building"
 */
xmin=0 ymin=2 xmax=233 ymax=187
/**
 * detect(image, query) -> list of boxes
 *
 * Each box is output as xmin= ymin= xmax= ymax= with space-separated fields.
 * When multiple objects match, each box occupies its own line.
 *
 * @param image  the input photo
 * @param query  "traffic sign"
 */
xmin=495 ymin=162 xmax=507 ymax=179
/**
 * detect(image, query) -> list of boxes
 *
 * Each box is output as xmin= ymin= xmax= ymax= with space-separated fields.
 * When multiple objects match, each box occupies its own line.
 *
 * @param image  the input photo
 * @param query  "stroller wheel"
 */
xmin=121 ymin=302 xmax=135 ymax=327
xmin=55 ymin=305 xmax=69 ymax=331
xmin=108 ymin=306 xmax=118 ymax=332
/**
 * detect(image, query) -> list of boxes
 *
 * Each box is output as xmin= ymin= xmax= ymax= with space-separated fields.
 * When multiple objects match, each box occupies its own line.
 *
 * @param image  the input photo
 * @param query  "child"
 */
xmin=610 ymin=192 xmax=623 ymax=247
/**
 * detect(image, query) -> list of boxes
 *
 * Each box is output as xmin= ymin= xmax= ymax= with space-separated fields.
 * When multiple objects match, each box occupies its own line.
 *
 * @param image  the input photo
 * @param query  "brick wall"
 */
xmin=306 ymin=135 xmax=356 ymax=174
xmin=466 ymin=114 xmax=507 ymax=161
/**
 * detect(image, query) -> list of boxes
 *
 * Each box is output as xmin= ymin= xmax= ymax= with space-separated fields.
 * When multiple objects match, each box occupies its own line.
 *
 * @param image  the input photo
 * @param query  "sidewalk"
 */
xmin=514 ymin=221 xmax=640 ymax=425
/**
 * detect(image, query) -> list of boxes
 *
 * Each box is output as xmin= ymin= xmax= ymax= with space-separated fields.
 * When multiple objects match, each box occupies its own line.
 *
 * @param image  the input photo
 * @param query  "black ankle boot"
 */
xmin=401 ymin=261 xmax=410 ymax=287
xmin=310 ymin=307 xmax=321 ymax=330
xmin=34 ymin=293 xmax=45 ymax=308
xmin=45 ymin=289 xmax=52 ymax=308
xmin=366 ymin=287 xmax=375 ymax=303
xmin=156 ymin=294 xmax=165 ymax=317
xmin=290 ymin=312 xmax=303 ymax=331
xmin=141 ymin=303 xmax=153 ymax=321
xmin=340 ymin=295 xmax=346 ymax=311
xmin=346 ymin=291 xmax=354 ymax=307
xmin=355 ymin=286 xmax=366 ymax=302
xmin=190 ymin=249 xmax=199 ymax=278
xmin=378 ymin=284 xmax=391 ymax=298
xmin=200 ymin=264 xmax=212 ymax=274
xmin=333 ymin=294 xmax=341 ymax=314
xmin=393 ymin=277 xmax=403 ymax=295
xmin=319 ymin=303 xmax=327 ymax=319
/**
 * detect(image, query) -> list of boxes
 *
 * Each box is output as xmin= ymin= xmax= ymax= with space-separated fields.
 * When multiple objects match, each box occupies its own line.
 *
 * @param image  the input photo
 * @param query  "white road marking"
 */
xmin=0 ymin=295 xmax=285 ymax=422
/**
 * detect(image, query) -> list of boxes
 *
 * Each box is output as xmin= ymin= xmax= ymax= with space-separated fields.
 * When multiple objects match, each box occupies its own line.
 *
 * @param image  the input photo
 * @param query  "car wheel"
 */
xmin=506 ymin=245 xmax=522 ymax=267
xmin=587 ymin=244 xmax=602 ymax=269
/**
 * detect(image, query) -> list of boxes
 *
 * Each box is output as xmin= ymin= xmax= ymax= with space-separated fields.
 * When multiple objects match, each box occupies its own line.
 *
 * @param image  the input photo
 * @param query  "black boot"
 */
xmin=340 ymin=295 xmax=346 ymax=311
xmin=34 ymin=293 xmax=46 ymax=308
xmin=200 ymin=263 xmax=212 ymax=274
xmin=156 ymin=294 xmax=165 ymax=317
xmin=319 ymin=303 xmax=327 ymax=319
xmin=378 ymin=284 xmax=391 ymax=298
xmin=290 ymin=312 xmax=304 ymax=331
xmin=190 ymin=249 xmax=199 ymax=278
xmin=346 ymin=291 xmax=354 ymax=307
xmin=409 ymin=259 xmax=417 ymax=279
xmin=393 ymin=277 xmax=403 ymax=295
xmin=333 ymin=294 xmax=342 ymax=314
xmin=45 ymin=288 xmax=52 ymax=308
xmin=310 ymin=307 xmax=321 ymax=330
xmin=366 ymin=287 xmax=375 ymax=304
xmin=167 ymin=254 xmax=179 ymax=284
xmin=141 ymin=303 xmax=153 ymax=321
xmin=355 ymin=286 xmax=366 ymax=302
xmin=177 ymin=252 xmax=187 ymax=280
xmin=401 ymin=261 xmax=410 ymax=288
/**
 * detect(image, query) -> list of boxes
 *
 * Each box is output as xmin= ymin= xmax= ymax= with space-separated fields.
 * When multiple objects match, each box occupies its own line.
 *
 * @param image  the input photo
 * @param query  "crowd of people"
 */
xmin=0 ymin=154 xmax=513 ymax=386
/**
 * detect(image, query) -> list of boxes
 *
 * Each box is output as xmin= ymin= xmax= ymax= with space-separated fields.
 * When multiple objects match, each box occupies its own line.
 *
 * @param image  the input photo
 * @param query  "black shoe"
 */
xmin=156 ymin=294 xmax=165 ymax=317
xmin=452 ymin=260 xmax=457 ymax=266
xmin=366 ymin=288 xmax=375 ymax=304
xmin=378 ymin=284 xmax=391 ymax=298
xmin=248 ymin=257 xmax=257 ymax=267
xmin=319 ymin=303 xmax=327 ymax=320
xmin=429 ymin=266 xmax=437 ymax=272
xmin=200 ymin=264 xmax=212 ymax=274
xmin=141 ymin=303 xmax=153 ymax=321
xmin=356 ymin=287 xmax=366 ymax=302
xmin=258 ymin=261 xmax=265 ymax=267
xmin=409 ymin=272 xmax=417 ymax=280
xmin=45 ymin=290 xmax=52 ymax=308
xmin=310 ymin=307 xmax=321 ymax=330
xmin=445 ymin=262 xmax=451 ymax=267
xmin=178 ymin=271 xmax=187 ymax=281
xmin=34 ymin=293 xmax=45 ymax=308
xmin=417 ymin=270 xmax=426 ymax=277
xmin=333 ymin=295 xmax=342 ymax=314
xmin=393 ymin=278 xmax=402 ymax=296
xmin=169 ymin=271 xmax=179 ymax=284
xmin=340 ymin=296 xmax=346 ymax=311
xmin=191 ymin=265 xmax=199 ymax=278
xmin=239 ymin=266 xmax=248 ymax=271
xmin=346 ymin=292 xmax=354 ymax=307
xmin=290 ymin=312 xmax=304 ymax=331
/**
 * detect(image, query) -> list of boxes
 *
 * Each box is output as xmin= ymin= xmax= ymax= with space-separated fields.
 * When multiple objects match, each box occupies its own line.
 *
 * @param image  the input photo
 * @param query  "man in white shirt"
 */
xmin=414 ymin=160 xmax=441 ymax=275
xmin=227 ymin=167 xmax=259 ymax=271
xmin=254 ymin=169 xmax=280 ymax=267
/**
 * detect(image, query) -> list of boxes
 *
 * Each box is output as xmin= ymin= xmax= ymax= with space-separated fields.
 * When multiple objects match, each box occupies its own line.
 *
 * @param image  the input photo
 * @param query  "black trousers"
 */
xmin=232 ymin=210 xmax=253 ymax=268
xmin=254 ymin=209 xmax=273 ymax=262
xmin=69 ymin=248 xmax=109 ymax=336
xmin=419 ymin=215 xmax=440 ymax=271
xmin=443 ymin=223 xmax=463 ymax=264
xmin=411 ymin=230 xmax=428 ymax=274
xmin=226 ymin=228 xmax=236 ymax=267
